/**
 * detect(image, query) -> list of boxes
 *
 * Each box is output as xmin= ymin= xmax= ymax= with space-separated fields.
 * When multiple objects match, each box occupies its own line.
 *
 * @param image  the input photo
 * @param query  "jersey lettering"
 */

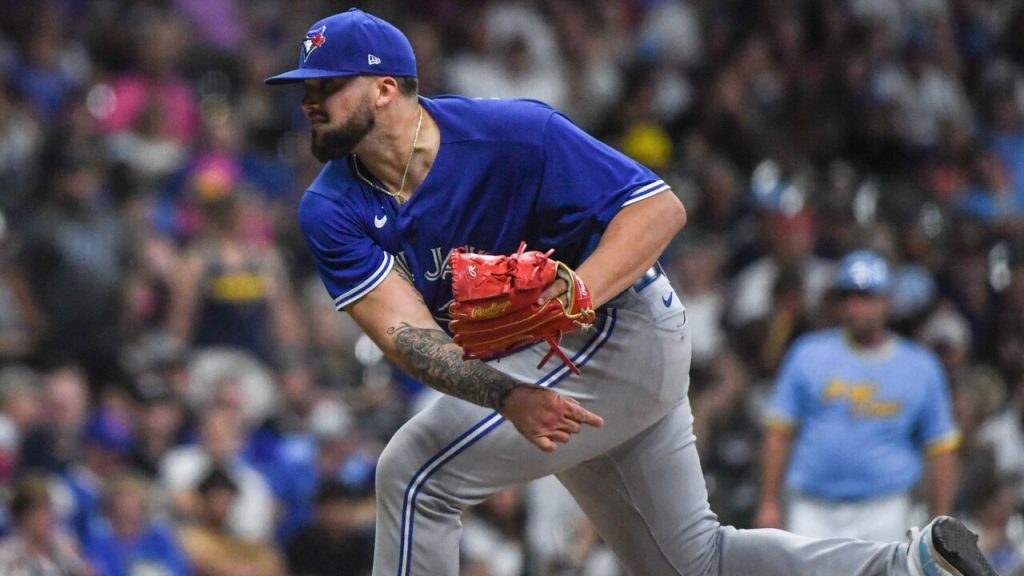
xmin=395 ymin=252 xmax=413 ymax=281
xmin=424 ymin=247 xmax=452 ymax=282
xmin=821 ymin=378 xmax=902 ymax=418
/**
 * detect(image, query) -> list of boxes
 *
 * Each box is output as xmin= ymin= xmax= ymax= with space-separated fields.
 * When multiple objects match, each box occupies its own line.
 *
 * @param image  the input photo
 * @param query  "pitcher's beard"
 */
xmin=310 ymin=112 xmax=375 ymax=163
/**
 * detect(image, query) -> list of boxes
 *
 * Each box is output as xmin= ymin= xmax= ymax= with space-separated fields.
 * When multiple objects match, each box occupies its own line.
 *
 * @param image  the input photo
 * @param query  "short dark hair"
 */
xmin=396 ymin=76 xmax=419 ymax=97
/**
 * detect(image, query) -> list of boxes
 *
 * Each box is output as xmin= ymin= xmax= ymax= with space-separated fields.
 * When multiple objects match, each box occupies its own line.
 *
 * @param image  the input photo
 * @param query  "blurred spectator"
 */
xmin=461 ymin=487 xmax=526 ymax=576
xmin=635 ymin=0 xmax=702 ymax=68
xmin=59 ymin=406 xmax=136 ymax=545
xmin=758 ymin=251 xmax=959 ymax=540
xmin=734 ymin=267 xmax=815 ymax=381
xmin=20 ymin=364 xmax=91 ymax=472
xmin=270 ymin=398 xmax=377 ymax=545
xmin=128 ymin=373 xmax=188 ymax=479
xmin=984 ymin=86 xmax=1024 ymax=212
xmin=669 ymin=235 xmax=727 ymax=369
xmin=955 ymin=146 xmax=1024 ymax=236
xmin=96 ymin=8 xmax=199 ymax=188
xmin=0 ymin=80 xmax=43 ymax=213
xmin=155 ymin=102 xmax=289 ymax=244
xmin=961 ymin=468 xmax=1024 ymax=576
xmin=166 ymin=183 xmax=303 ymax=367
xmin=692 ymin=349 xmax=762 ymax=529
xmin=872 ymin=34 xmax=972 ymax=150
xmin=976 ymin=369 xmax=1024 ymax=507
xmin=524 ymin=476 xmax=621 ymax=576
xmin=232 ymin=37 xmax=300 ymax=156
xmin=937 ymin=227 xmax=998 ymax=357
xmin=172 ymin=0 xmax=245 ymax=52
xmin=177 ymin=466 xmax=284 ymax=576
xmin=448 ymin=3 xmax=568 ymax=111
xmin=160 ymin=406 xmax=275 ymax=542
xmin=0 ymin=474 xmax=90 ymax=576
xmin=4 ymin=1 xmax=90 ymax=126
xmin=15 ymin=150 xmax=132 ymax=388
xmin=0 ymin=365 xmax=41 ymax=481
xmin=183 ymin=349 xmax=279 ymax=455
xmin=84 ymin=472 xmax=190 ymax=576
xmin=0 ymin=214 xmax=43 ymax=365
xmin=728 ymin=207 xmax=834 ymax=331
xmin=285 ymin=479 xmax=373 ymax=576
xmin=682 ymin=155 xmax=755 ymax=258
xmin=919 ymin=303 xmax=974 ymax=376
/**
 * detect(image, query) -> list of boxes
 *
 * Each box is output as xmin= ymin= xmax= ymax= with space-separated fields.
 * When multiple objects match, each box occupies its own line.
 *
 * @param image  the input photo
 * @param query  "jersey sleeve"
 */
xmin=914 ymin=352 xmax=960 ymax=455
xmin=298 ymin=191 xmax=394 ymax=311
xmin=534 ymin=113 xmax=670 ymax=248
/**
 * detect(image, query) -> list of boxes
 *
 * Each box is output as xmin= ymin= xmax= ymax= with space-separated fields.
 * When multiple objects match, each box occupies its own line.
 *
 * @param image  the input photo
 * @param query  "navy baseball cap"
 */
xmin=265 ymin=8 xmax=416 ymax=85
xmin=835 ymin=250 xmax=891 ymax=294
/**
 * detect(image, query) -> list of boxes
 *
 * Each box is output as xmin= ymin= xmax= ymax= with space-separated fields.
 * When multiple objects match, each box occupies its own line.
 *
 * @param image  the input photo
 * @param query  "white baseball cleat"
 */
xmin=907 ymin=516 xmax=999 ymax=576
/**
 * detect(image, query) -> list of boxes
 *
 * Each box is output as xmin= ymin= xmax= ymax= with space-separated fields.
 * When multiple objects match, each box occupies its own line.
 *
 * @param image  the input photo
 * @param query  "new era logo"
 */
xmin=368 ymin=54 xmax=381 ymax=65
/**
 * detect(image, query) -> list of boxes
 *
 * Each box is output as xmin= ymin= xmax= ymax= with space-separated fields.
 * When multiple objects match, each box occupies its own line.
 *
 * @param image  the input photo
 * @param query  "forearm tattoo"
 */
xmin=388 ymin=322 xmax=518 ymax=410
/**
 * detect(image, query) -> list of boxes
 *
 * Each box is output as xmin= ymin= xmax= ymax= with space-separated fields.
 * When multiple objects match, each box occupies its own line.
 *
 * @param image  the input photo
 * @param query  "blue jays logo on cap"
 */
xmin=303 ymin=25 xmax=327 ymax=61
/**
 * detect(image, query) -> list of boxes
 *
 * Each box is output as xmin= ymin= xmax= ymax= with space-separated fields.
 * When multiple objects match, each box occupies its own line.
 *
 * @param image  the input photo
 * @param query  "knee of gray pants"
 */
xmin=376 ymin=432 xmax=417 ymax=504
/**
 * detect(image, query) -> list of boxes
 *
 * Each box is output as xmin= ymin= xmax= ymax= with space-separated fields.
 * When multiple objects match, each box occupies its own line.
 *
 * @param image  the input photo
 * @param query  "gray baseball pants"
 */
xmin=372 ymin=274 xmax=912 ymax=575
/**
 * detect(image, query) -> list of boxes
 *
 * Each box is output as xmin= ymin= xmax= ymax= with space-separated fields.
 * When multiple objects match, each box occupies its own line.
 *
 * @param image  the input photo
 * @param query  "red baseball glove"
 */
xmin=448 ymin=242 xmax=596 ymax=374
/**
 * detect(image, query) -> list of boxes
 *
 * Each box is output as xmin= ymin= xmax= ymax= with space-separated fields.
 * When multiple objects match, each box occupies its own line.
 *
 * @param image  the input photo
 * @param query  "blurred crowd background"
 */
xmin=0 ymin=0 xmax=1023 ymax=574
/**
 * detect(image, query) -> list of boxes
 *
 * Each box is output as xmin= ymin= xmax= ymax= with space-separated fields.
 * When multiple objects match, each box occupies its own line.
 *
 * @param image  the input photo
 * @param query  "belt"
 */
xmin=631 ymin=261 xmax=665 ymax=292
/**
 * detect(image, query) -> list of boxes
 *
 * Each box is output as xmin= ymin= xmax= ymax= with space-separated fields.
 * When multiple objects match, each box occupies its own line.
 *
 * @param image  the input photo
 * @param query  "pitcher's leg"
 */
xmin=556 ymin=399 xmax=721 ymax=575
xmin=372 ymin=312 xmax=655 ymax=576
xmin=559 ymin=399 xmax=912 ymax=576
xmin=372 ymin=391 xmax=532 ymax=576
xmin=371 ymin=387 xmax=655 ymax=575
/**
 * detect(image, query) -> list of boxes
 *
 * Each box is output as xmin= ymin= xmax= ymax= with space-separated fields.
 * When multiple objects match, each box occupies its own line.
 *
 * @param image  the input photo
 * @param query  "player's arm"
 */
xmin=926 ymin=446 xmax=957 ymax=517
xmin=756 ymin=420 xmax=795 ymax=529
xmin=347 ymin=270 xmax=602 ymax=452
xmin=541 ymin=191 xmax=686 ymax=307
xmin=919 ymin=360 xmax=960 ymax=518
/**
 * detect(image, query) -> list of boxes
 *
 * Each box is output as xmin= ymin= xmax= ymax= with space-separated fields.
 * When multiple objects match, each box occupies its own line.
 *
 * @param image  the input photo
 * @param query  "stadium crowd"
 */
xmin=0 ymin=0 xmax=1023 ymax=574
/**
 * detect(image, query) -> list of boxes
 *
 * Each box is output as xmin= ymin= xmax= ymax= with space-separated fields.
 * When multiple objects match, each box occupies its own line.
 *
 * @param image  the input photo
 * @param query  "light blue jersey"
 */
xmin=298 ymin=96 xmax=668 ymax=322
xmin=766 ymin=329 xmax=959 ymax=502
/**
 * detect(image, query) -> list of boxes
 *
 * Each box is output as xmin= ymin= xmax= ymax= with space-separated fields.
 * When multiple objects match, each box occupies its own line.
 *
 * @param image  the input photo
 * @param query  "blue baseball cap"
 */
xmin=85 ymin=409 xmax=135 ymax=453
xmin=835 ymin=250 xmax=891 ymax=294
xmin=265 ymin=8 xmax=416 ymax=85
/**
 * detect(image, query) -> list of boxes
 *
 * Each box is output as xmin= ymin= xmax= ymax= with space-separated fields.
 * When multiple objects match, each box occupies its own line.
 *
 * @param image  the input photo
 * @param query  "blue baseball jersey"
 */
xmin=766 ymin=329 xmax=959 ymax=502
xmin=299 ymin=96 xmax=668 ymax=322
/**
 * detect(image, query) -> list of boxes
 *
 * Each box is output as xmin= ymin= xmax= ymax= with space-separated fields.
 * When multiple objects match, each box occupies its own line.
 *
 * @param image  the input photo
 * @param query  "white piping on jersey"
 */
xmin=621 ymin=179 xmax=670 ymax=207
xmin=334 ymin=252 xmax=395 ymax=309
xmin=396 ymin=311 xmax=618 ymax=576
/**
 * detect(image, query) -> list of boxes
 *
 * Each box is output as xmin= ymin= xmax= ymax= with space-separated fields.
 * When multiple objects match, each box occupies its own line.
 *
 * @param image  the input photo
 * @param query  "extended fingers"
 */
xmin=563 ymin=397 xmax=604 ymax=428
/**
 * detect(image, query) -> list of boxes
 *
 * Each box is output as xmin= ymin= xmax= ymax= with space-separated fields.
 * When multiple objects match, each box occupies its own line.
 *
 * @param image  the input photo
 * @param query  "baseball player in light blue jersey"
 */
xmin=267 ymin=9 xmax=998 ymax=576
xmin=757 ymin=251 xmax=961 ymax=542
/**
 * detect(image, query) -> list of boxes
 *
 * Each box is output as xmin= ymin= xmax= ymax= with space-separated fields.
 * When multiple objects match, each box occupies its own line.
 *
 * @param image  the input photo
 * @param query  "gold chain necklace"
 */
xmin=353 ymin=106 xmax=423 ymax=205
